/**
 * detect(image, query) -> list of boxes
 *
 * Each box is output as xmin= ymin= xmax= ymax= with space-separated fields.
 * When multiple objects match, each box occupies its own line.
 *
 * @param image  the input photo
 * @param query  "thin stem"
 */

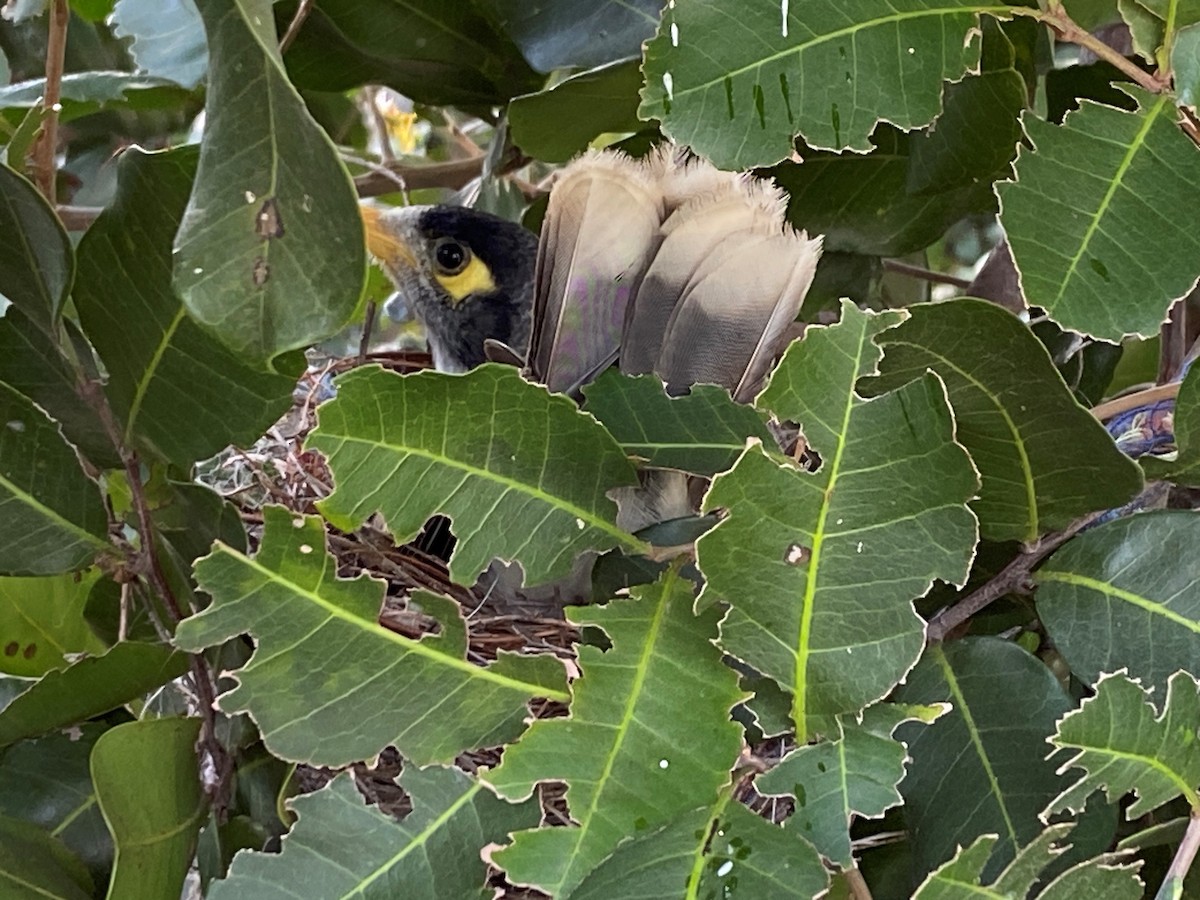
xmin=1013 ymin=4 xmax=1165 ymax=95
xmin=844 ymin=865 xmax=875 ymax=900
xmin=279 ymin=0 xmax=315 ymax=54
xmin=881 ymin=259 xmax=971 ymax=289
xmin=926 ymin=510 xmax=1106 ymax=642
xmin=34 ymin=0 xmax=69 ymax=203
xmin=1156 ymin=812 xmax=1200 ymax=900
xmin=1091 ymin=382 xmax=1180 ymax=421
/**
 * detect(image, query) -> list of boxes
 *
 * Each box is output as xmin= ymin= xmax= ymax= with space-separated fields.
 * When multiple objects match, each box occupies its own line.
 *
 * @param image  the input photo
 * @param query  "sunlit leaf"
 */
xmin=178 ymin=507 xmax=568 ymax=767
xmin=486 ymin=566 xmax=744 ymax=899
xmin=0 ymin=571 xmax=105 ymax=677
xmin=641 ymin=0 xmax=995 ymax=168
xmin=1048 ymin=669 xmax=1200 ymax=818
xmin=309 ymin=365 xmax=642 ymax=586
xmin=208 ymin=768 xmax=538 ymax=899
xmin=999 ymin=87 xmax=1200 ymax=341
xmin=112 ymin=0 xmax=208 ymax=88
xmin=699 ymin=301 xmax=977 ymax=736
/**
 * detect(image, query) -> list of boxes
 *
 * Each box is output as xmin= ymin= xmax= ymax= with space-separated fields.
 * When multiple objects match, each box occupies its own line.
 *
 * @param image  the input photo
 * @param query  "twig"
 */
xmin=358 ymin=301 xmax=377 ymax=365
xmin=33 ymin=0 xmax=69 ymax=202
xmin=54 ymin=156 xmax=496 ymax=231
xmin=1012 ymin=4 xmax=1164 ymax=95
xmin=279 ymin=0 xmax=315 ymax=54
xmin=881 ymin=259 xmax=971 ymax=289
xmin=926 ymin=510 xmax=1106 ymax=642
xmin=1091 ymin=382 xmax=1180 ymax=421
xmin=844 ymin=865 xmax=875 ymax=900
xmin=1156 ymin=812 xmax=1200 ymax=900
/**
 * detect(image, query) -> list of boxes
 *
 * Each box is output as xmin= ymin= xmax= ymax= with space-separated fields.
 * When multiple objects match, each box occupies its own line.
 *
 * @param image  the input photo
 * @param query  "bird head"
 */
xmin=360 ymin=204 xmax=537 ymax=372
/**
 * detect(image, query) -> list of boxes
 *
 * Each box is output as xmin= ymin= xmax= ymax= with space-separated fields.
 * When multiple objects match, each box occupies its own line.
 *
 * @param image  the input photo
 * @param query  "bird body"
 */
xmin=362 ymin=146 xmax=822 ymax=400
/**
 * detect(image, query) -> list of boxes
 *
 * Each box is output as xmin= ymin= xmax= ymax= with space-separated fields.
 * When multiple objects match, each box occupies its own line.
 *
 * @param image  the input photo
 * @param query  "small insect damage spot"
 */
xmin=255 ymin=197 xmax=285 ymax=240
xmin=784 ymin=543 xmax=811 ymax=566
xmin=252 ymin=256 xmax=270 ymax=287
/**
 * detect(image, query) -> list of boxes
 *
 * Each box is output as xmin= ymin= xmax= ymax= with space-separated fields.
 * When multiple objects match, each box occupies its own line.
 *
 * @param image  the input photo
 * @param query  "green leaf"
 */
xmin=208 ymin=767 xmax=539 ymax=899
xmin=509 ymin=59 xmax=645 ymax=163
xmin=178 ymin=506 xmax=567 ymax=766
xmin=1174 ymin=23 xmax=1200 ymax=110
xmin=640 ymin=0 xmax=993 ymax=168
xmin=769 ymin=127 xmax=996 ymax=258
xmin=0 ymin=73 xmax=192 ymax=121
xmin=867 ymin=298 xmax=1142 ymax=541
xmin=0 ymin=105 xmax=46 ymax=169
xmin=0 ymin=384 xmax=109 ymax=576
xmin=0 ymin=571 xmax=106 ymax=677
xmin=173 ymin=0 xmax=365 ymax=366
xmin=0 ymin=162 xmax=72 ymax=330
xmin=699 ymin=302 xmax=977 ymax=735
xmin=1037 ymin=511 xmax=1200 ymax=692
xmin=0 ymin=305 xmax=120 ymax=468
xmin=0 ymin=723 xmax=113 ymax=886
xmin=92 ymin=717 xmax=205 ymax=900
xmin=1119 ymin=0 xmax=1165 ymax=61
xmin=0 ymin=814 xmax=93 ymax=900
xmin=278 ymin=0 xmax=541 ymax=107
xmin=486 ymin=566 xmax=745 ymax=899
xmin=896 ymin=639 xmax=1103 ymax=881
xmin=1144 ymin=362 xmax=1200 ymax=484
xmin=1048 ymin=669 xmax=1200 ymax=817
xmin=912 ymin=828 xmax=1142 ymax=899
xmin=574 ymin=801 xmax=829 ymax=900
xmin=584 ymin=370 xmax=775 ymax=476
xmin=758 ymin=703 xmax=946 ymax=866
xmin=74 ymin=146 xmax=299 ymax=469
xmin=112 ymin=0 xmax=208 ymax=89
xmin=309 ymin=365 xmax=642 ymax=585
xmin=998 ymin=87 xmax=1200 ymax=341
xmin=0 ymin=643 xmax=189 ymax=747
xmin=483 ymin=0 xmax=662 ymax=72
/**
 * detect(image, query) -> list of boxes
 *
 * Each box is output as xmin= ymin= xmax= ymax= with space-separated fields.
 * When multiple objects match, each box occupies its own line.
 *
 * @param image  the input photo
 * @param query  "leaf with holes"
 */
xmin=897 ymin=639 xmax=1114 ymax=881
xmin=172 ymin=0 xmax=364 ymax=366
xmin=584 ymin=370 xmax=775 ymax=476
xmin=867 ymin=298 xmax=1142 ymax=541
xmin=640 ymin=0 xmax=998 ymax=168
xmin=758 ymin=702 xmax=946 ymax=866
xmin=308 ymin=364 xmax=642 ymax=586
xmin=485 ymin=566 xmax=745 ymax=899
xmin=1037 ymin=511 xmax=1200 ymax=692
xmin=177 ymin=506 xmax=567 ymax=767
xmin=208 ymin=767 xmax=539 ymax=899
xmin=698 ymin=301 xmax=977 ymax=737
xmin=1048 ymin=669 xmax=1200 ymax=818
xmin=74 ymin=146 xmax=299 ymax=468
xmin=912 ymin=827 xmax=1142 ymax=900
xmin=998 ymin=87 xmax=1200 ymax=341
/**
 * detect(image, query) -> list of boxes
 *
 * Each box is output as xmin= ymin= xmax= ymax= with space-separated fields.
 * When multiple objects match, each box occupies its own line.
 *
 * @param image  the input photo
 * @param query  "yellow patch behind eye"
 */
xmin=435 ymin=255 xmax=496 ymax=303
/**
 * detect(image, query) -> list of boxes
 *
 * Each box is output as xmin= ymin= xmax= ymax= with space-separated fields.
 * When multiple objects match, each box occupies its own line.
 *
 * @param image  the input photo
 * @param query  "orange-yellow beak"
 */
xmin=360 ymin=204 xmax=418 ymax=271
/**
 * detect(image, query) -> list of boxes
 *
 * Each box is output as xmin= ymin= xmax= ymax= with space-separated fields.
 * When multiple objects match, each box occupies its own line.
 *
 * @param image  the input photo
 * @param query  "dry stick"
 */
xmin=1157 ymin=812 xmax=1200 ymax=900
xmin=33 ymin=0 xmax=69 ymax=202
xmin=278 ymin=0 xmax=315 ymax=54
xmin=881 ymin=259 xmax=971 ymax=289
xmin=1091 ymin=381 xmax=1181 ymax=421
xmin=926 ymin=510 xmax=1106 ymax=642
xmin=844 ymin=865 xmax=875 ymax=900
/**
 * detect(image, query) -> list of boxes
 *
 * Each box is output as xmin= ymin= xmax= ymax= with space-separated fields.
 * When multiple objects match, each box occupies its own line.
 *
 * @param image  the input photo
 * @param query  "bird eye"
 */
xmin=434 ymin=238 xmax=470 ymax=275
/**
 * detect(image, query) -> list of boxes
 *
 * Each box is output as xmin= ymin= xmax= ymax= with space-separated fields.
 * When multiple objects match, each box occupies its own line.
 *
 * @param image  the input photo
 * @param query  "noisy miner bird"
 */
xmin=361 ymin=145 xmax=823 ymax=401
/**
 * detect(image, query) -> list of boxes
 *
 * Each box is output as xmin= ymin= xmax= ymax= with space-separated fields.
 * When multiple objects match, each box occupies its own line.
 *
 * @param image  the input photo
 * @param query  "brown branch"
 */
xmin=279 ymin=0 xmax=315 ymax=54
xmin=1012 ymin=4 xmax=1164 ymax=95
xmin=882 ymin=259 xmax=971 ymax=289
xmin=33 ymin=0 xmax=69 ymax=202
xmin=844 ymin=865 xmax=875 ymax=900
xmin=1158 ymin=813 xmax=1200 ymax=900
xmin=926 ymin=510 xmax=1106 ymax=642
